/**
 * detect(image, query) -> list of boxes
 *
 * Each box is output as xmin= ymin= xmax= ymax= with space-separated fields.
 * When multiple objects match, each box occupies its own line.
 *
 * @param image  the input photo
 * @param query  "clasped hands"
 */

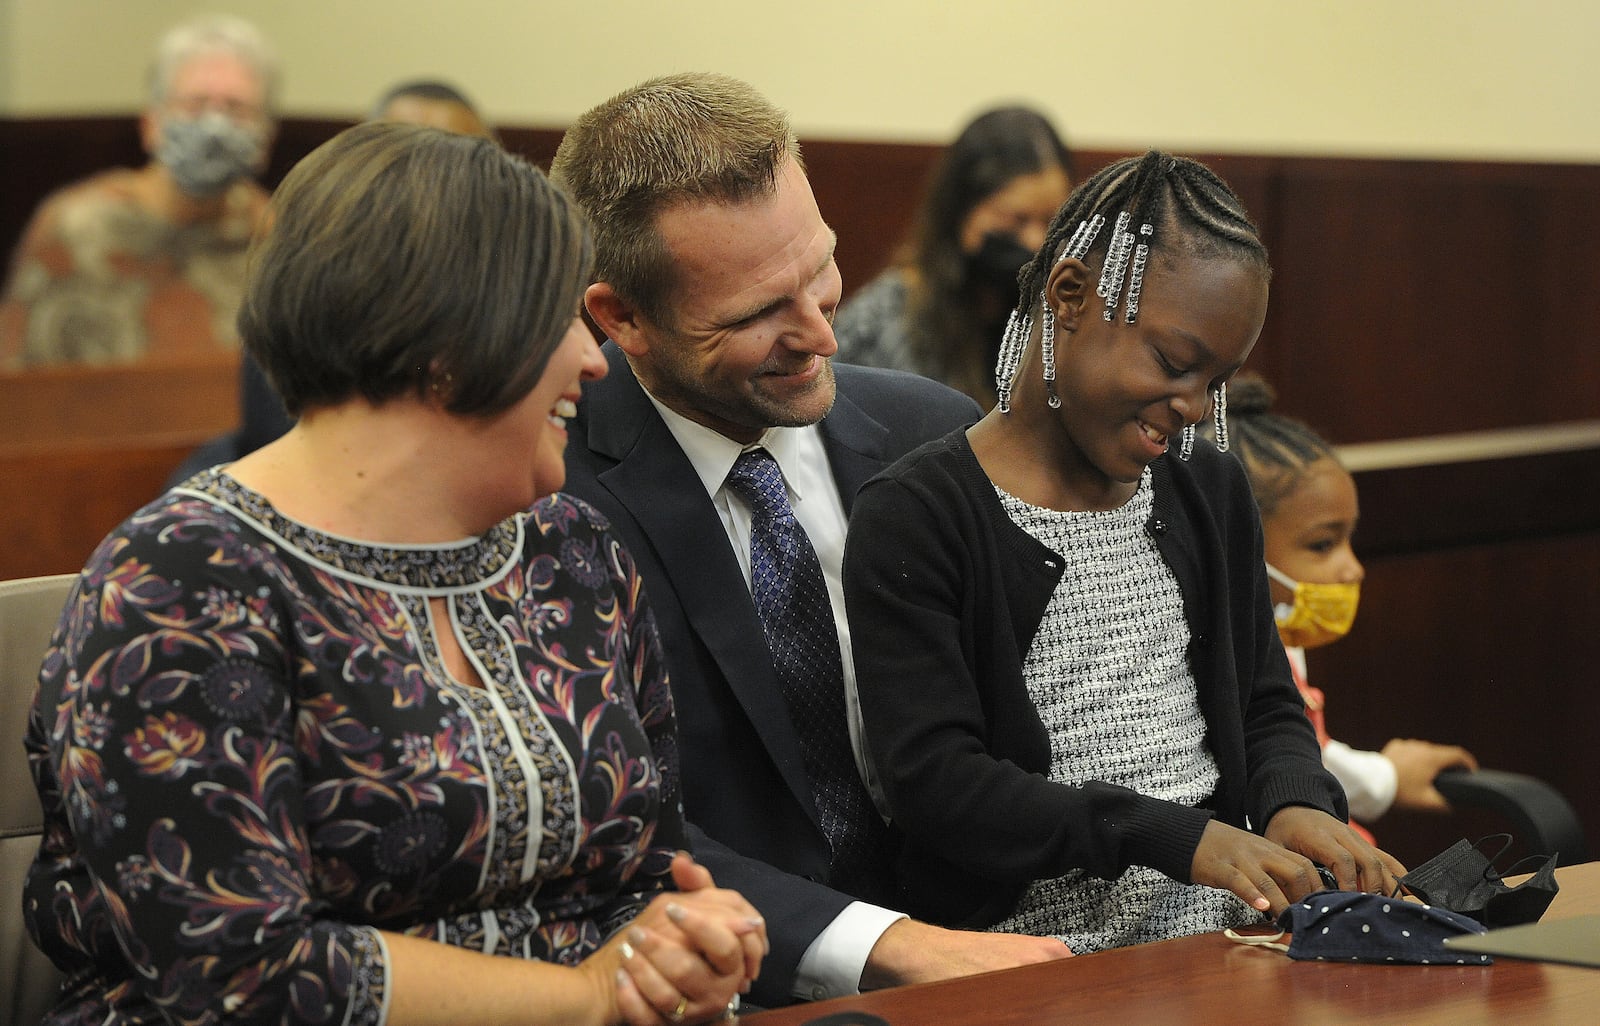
xmin=589 ymin=853 xmax=766 ymax=1026
xmin=1190 ymin=807 xmax=1409 ymax=916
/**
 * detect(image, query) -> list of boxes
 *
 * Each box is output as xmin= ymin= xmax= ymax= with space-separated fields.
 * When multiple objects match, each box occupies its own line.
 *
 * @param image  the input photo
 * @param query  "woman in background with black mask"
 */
xmin=832 ymin=106 xmax=1072 ymax=410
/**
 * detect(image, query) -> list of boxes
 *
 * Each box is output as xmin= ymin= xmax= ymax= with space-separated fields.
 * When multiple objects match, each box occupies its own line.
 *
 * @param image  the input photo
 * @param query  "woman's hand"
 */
xmin=1264 ymin=805 xmax=1408 ymax=895
xmin=597 ymin=853 xmax=766 ymax=1025
xmin=1190 ymin=819 xmax=1325 ymax=915
xmin=657 ymin=851 xmax=766 ymax=986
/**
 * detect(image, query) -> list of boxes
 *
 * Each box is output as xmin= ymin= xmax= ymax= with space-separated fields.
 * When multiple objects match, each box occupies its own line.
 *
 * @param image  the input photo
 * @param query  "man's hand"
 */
xmin=1383 ymin=738 xmax=1479 ymax=813
xmin=858 ymin=918 xmax=1071 ymax=991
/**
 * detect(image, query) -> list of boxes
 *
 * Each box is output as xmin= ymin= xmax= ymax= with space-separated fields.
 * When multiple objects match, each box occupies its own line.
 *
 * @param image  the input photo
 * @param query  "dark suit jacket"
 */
xmin=562 ymin=343 xmax=979 ymax=1005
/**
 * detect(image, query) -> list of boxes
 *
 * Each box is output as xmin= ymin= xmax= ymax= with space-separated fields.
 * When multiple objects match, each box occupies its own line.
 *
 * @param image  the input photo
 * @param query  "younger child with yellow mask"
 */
xmin=1226 ymin=374 xmax=1478 ymax=837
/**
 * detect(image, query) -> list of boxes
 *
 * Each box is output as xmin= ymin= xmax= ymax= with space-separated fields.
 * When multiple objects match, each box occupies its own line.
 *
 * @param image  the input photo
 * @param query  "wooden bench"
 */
xmin=0 ymin=353 xmax=240 ymax=448
xmin=0 ymin=354 xmax=240 ymax=579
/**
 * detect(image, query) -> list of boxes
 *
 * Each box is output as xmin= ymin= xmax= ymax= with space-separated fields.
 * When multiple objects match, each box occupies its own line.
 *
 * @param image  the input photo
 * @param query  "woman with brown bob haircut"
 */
xmin=25 ymin=121 xmax=764 ymax=1026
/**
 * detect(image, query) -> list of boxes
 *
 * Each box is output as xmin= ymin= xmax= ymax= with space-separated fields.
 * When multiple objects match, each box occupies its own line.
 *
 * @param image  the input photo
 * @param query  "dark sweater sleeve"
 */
xmin=844 ymin=464 xmax=1213 ymax=895
xmin=1243 ymin=635 xmax=1349 ymax=826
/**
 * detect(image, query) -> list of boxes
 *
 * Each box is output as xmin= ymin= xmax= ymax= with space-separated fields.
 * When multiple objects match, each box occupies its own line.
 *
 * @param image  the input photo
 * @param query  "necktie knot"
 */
xmin=726 ymin=447 xmax=790 ymax=522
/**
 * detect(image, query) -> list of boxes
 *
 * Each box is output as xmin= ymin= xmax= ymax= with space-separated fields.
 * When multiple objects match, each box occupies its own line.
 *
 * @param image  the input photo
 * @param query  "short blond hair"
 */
xmin=550 ymin=72 xmax=801 ymax=323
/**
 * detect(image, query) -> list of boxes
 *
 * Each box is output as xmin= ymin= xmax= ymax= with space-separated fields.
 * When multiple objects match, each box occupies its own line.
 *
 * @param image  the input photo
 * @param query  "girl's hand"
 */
xmin=1190 ymin=819 xmax=1323 ymax=915
xmin=1264 ymin=805 xmax=1407 ymax=895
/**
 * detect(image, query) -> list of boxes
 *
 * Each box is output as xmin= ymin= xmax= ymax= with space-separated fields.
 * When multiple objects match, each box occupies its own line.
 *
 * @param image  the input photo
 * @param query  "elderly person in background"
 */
xmin=0 ymin=14 xmax=276 ymax=367
xmin=25 ymin=122 xmax=763 ymax=1026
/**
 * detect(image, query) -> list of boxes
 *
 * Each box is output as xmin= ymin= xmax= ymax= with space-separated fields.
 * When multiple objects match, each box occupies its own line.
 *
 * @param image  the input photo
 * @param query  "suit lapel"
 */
xmin=585 ymin=350 xmax=821 ymax=822
xmin=818 ymin=373 xmax=893 ymax=516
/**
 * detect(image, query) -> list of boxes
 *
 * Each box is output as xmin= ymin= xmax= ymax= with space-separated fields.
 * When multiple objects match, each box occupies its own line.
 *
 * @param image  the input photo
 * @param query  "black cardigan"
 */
xmin=842 ymin=429 xmax=1346 ymax=928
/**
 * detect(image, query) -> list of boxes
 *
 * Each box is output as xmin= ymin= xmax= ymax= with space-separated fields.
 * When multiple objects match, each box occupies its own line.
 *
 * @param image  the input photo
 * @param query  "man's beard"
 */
xmin=648 ymin=346 xmax=838 ymax=438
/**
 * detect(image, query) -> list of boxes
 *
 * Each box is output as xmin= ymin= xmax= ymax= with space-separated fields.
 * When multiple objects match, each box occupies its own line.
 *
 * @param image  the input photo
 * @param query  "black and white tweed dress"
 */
xmin=986 ymin=469 xmax=1257 ymax=951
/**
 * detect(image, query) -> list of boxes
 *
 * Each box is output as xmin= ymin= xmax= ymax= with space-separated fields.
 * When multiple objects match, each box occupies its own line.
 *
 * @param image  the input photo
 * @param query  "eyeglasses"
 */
xmin=163 ymin=94 xmax=267 ymax=124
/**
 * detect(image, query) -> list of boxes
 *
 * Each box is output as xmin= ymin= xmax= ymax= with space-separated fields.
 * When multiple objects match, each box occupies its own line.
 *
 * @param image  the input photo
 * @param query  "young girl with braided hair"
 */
xmin=842 ymin=151 xmax=1405 ymax=953
xmin=1225 ymin=373 xmax=1478 ymax=840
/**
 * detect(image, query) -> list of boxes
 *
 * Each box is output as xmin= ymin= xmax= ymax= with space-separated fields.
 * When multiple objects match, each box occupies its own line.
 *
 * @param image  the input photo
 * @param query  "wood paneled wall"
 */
xmin=7 ymin=120 xmax=1597 ymax=446
xmin=4 ymin=116 xmax=1596 ymax=864
xmin=0 ymin=355 xmax=241 ymax=580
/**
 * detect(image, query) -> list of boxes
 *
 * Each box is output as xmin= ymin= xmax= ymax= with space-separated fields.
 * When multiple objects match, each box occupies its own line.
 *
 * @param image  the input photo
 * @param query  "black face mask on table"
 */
xmin=1400 ymin=835 xmax=1560 ymax=928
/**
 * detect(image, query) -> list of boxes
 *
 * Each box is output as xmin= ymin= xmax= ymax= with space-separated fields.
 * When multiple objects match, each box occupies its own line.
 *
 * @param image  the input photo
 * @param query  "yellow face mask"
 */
xmin=1266 ymin=563 xmax=1360 ymax=649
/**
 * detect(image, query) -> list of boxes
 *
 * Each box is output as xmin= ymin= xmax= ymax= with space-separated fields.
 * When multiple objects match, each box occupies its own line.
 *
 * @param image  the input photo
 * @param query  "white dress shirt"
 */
xmin=644 ymin=391 xmax=904 ymax=1001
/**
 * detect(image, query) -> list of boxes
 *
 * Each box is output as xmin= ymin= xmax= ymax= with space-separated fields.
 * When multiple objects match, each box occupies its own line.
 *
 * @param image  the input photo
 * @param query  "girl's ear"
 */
xmin=1044 ymin=257 xmax=1094 ymax=333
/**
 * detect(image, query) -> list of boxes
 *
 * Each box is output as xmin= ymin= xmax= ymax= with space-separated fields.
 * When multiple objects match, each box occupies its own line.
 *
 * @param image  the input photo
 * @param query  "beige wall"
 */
xmin=4 ymin=0 xmax=1598 ymax=161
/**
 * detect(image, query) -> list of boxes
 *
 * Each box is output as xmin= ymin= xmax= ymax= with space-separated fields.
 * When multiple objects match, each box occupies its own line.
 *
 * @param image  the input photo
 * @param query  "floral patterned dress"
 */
xmin=23 ymin=469 xmax=682 ymax=1026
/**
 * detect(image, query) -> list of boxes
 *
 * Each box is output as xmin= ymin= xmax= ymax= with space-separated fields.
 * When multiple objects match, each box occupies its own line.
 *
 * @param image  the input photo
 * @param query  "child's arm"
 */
xmin=1231 ymin=475 xmax=1352 ymax=825
xmin=1321 ymin=740 xmax=1399 ymax=821
xmin=1213 ymin=458 xmax=1404 ymax=893
xmin=1321 ymin=737 xmax=1478 ymax=820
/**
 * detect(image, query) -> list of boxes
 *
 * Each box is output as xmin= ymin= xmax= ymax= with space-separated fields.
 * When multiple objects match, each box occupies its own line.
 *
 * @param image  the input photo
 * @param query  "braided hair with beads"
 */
xmin=993 ymin=151 xmax=1269 ymax=459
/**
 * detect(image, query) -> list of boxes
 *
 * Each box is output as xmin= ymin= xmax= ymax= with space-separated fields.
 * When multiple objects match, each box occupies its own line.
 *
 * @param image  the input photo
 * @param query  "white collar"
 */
xmin=640 ymin=387 xmax=814 ymax=503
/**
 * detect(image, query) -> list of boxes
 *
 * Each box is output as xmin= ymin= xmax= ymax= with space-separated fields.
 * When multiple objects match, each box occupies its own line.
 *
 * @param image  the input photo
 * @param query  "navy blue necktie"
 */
xmin=725 ymin=447 xmax=876 ymax=879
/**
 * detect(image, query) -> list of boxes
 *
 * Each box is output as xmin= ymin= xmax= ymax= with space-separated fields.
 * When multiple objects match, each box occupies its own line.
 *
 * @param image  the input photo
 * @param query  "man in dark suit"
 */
xmin=552 ymin=73 xmax=1071 ymax=1008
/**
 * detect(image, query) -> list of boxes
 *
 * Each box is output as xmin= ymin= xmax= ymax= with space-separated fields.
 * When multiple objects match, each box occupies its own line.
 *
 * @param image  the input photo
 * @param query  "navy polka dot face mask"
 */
xmin=1227 ymin=890 xmax=1494 ymax=965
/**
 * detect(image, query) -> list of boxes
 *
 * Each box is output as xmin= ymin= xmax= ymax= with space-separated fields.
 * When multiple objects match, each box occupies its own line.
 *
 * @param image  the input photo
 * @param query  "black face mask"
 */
xmin=1400 ymin=835 xmax=1560 ymax=928
xmin=964 ymin=231 xmax=1034 ymax=290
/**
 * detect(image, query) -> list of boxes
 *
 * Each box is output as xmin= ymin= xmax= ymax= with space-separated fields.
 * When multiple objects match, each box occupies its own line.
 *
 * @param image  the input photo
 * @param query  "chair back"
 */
xmin=1 ymin=574 xmax=76 ymax=1025
xmin=1435 ymin=768 xmax=1591 ymax=868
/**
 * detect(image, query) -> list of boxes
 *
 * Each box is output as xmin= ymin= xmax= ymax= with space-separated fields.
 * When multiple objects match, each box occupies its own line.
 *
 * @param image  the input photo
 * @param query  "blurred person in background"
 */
xmin=370 ymin=78 xmax=496 ymax=140
xmin=0 ymin=14 xmax=277 ymax=367
xmin=1224 ymin=372 xmax=1479 ymax=839
xmin=832 ymin=106 xmax=1072 ymax=410
xmin=167 ymin=75 xmax=495 ymax=485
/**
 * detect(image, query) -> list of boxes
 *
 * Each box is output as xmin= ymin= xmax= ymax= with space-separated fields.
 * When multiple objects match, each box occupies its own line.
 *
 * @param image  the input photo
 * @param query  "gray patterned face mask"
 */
xmin=158 ymin=110 xmax=264 ymax=197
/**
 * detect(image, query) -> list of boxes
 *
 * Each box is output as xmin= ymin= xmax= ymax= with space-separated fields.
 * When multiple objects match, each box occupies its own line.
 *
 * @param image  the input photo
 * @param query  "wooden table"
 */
xmin=739 ymin=862 xmax=1600 ymax=1026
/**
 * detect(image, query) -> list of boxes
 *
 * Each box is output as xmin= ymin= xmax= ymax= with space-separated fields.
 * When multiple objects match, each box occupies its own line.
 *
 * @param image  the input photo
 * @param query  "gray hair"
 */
xmin=149 ymin=15 xmax=280 ymax=115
